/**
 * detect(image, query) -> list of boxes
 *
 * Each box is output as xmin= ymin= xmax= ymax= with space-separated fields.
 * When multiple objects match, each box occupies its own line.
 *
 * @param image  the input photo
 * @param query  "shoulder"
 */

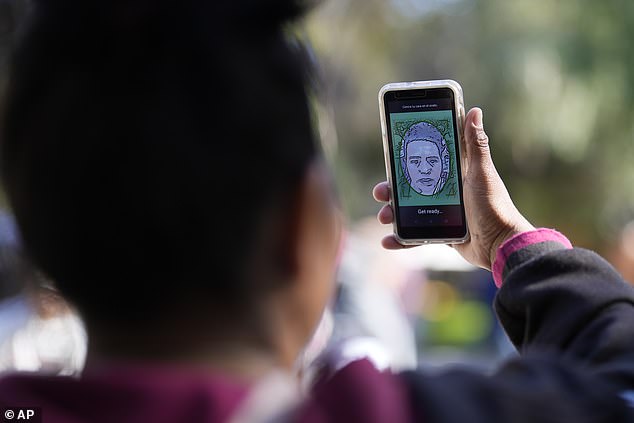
xmin=295 ymin=359 xmax=413 ymax=423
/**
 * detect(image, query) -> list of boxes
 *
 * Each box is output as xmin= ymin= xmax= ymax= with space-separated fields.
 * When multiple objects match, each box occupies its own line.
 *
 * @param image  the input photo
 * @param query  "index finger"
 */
xmin=372 ymin=181 xmax=390 ymax=203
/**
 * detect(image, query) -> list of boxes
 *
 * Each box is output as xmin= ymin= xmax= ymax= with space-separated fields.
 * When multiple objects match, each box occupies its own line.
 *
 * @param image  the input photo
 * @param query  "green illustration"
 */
xmin=390 ymin=110 xmax=460 ymax=207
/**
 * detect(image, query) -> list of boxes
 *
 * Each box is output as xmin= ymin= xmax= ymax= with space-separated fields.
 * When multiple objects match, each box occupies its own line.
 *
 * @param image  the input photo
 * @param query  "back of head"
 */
xmin=0 ymin=0 xmax=318 ymax=328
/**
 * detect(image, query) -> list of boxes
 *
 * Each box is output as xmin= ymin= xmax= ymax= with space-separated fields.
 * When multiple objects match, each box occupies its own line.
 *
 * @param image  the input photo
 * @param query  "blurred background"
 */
xmin=307 ymin=0 xmax=634 ymax=249
xmin=307 ymin=0 xmax=634 ymax=369
xmin=0 ymin=0 xmax=633 ymax=374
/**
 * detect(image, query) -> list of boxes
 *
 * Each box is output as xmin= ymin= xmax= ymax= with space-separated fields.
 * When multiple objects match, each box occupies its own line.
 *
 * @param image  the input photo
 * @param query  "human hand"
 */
xmin=372 ymin=107 xmax=534 ymax=270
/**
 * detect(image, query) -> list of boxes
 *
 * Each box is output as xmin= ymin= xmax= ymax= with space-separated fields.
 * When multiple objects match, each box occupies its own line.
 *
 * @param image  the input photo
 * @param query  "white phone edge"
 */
xmin=378 ymin=79 xmax=470 ymax=245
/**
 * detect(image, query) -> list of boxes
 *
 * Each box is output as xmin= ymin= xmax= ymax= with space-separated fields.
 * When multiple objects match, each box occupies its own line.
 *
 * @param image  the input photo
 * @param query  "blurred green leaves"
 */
xmin=308 ymin=0 xmax=634 ymax=250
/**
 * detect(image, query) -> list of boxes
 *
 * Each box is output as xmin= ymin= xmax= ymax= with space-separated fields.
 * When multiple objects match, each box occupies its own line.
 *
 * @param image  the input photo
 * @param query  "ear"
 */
xmin=283 ymin=160 xmax=341 ymax=327
xmin=263 ymin=160 xmax=342 ymax=367
xmin=244 ymin=162 xmax=337 ymax=287
xmin=286 ymin=161 xmax=341 ymax=279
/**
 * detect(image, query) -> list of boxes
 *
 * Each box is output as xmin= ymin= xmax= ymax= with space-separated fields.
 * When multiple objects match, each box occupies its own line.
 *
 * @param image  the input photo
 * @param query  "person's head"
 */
xmin=400 ymin=122 xmax=449 ymax=196
xmin=0 ymin=0 xmax=341 ymax=368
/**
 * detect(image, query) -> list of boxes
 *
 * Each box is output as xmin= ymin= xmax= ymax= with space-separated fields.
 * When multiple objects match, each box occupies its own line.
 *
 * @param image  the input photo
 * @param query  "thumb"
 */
xmin=464 ymin=107 xmax=493 ymax=167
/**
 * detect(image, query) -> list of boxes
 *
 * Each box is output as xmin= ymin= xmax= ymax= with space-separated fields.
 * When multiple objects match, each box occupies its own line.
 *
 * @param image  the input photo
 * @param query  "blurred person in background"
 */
xmin=0 ymin=1 xmax=633 ymax=423
xmin=0 ymin=211 xmax=85 ymax=375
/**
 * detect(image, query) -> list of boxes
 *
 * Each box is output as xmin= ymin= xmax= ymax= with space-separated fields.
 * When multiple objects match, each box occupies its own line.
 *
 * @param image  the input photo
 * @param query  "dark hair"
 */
xmin=0 ymin=0 xmax=318 ymax=327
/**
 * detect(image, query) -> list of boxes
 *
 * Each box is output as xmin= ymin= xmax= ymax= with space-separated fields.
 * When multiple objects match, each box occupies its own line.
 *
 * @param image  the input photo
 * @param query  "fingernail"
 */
xmin=474 ymin=108 xmax=483 ymax=128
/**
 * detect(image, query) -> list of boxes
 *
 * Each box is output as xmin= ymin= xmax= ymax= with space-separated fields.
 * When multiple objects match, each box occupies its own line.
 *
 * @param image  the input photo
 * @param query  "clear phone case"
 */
xmin=378 ymin=79 xmax=469 ymax=245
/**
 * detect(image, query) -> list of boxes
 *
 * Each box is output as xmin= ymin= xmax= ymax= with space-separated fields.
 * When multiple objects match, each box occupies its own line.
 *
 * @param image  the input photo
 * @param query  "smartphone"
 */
xmin=378 ymin=79 xmax=468 ymax=245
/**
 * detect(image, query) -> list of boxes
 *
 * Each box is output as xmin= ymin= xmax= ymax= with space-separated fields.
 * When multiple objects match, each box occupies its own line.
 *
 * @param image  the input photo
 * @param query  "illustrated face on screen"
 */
xmin=400 ymin=122 xmax=449 ymax=196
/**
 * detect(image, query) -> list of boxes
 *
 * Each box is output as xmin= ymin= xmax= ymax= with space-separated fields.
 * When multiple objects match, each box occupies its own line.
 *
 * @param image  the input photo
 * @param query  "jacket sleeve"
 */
xmin=495 ymin=244 xmax=634 ymax=388
xmin=399 ymin=230 xmax=634 ymax=423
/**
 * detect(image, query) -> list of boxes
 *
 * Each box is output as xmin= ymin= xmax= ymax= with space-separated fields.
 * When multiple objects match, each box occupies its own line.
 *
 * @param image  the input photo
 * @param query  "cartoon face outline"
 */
xmin=400 ymin=122 xmax=450 ymax=196
xmin=405 ymin=140 xmax=442 ymax=195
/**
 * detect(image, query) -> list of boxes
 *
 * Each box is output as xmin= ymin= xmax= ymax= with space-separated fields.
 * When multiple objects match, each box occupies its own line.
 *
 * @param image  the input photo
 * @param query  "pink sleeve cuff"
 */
xmin=492 ymin=228 xmax=573 ymax=288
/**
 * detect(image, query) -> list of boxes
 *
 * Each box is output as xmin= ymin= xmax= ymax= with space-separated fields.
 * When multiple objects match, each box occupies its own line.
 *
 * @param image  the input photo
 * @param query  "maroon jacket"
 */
xmin=0 ymin=359 xmax=410 ymax=423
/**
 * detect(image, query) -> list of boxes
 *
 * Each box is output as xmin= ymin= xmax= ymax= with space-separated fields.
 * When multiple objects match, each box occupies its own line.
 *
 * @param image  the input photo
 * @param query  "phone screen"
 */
xmin=383 ymin=87 xmax=467 ymax=241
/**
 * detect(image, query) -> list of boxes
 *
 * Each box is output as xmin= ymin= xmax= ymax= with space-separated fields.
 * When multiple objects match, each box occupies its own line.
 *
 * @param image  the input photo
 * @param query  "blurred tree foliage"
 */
xmin=307 ymin=0 xmax=634 ymax=251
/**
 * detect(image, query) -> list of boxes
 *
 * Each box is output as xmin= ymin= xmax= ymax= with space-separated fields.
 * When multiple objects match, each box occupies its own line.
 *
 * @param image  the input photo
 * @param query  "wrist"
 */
xmin=491 ymin=227 xmax=573 ymax=288
xmin=488 ymin=219 xmax=535 ymax=268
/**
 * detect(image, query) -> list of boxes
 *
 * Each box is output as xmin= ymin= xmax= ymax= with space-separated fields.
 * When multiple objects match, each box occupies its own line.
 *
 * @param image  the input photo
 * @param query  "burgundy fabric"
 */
xmin=0 ymin=359 xmax=412 ymax=422
xmin=492 ymin=228 xmax=572 ymax=288
xmin=0 ymin=364 xmax=249 ymax=423
xmin=296 ymin=359 xmax=412 ymax=423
